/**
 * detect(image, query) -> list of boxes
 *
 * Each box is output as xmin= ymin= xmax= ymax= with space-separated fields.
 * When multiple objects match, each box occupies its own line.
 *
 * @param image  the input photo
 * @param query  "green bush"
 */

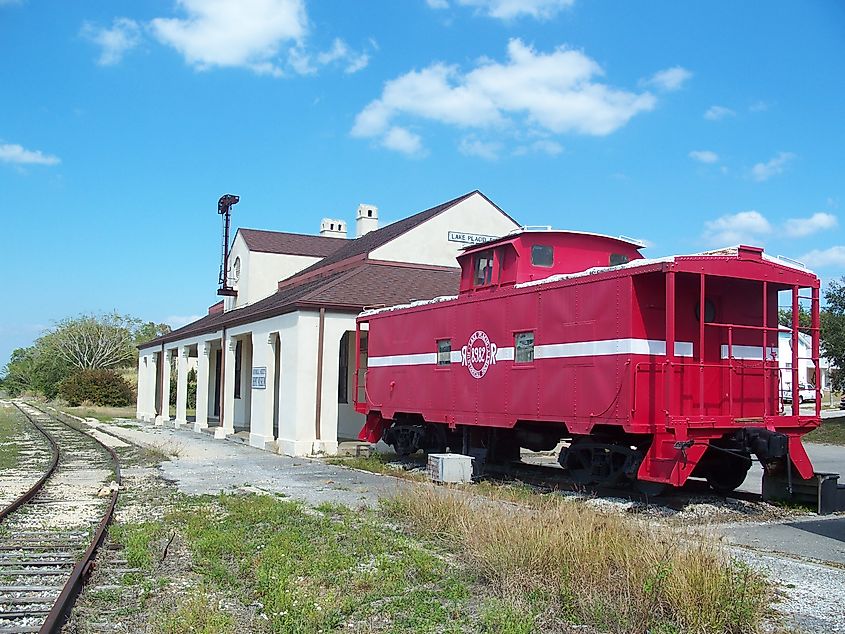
xmin=169 ymin=368 xmax=197 ymax=408
xmin=58 ymin=369 xmax=135 ymax=407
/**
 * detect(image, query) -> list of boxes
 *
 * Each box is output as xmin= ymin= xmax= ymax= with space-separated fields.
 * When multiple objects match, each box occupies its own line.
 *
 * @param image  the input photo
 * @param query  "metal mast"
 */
xmin=217 ymin=194 xmax=240 ymax=296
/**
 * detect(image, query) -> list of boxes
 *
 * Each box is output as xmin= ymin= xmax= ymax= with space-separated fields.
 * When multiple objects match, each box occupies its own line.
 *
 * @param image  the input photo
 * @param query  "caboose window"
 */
xmin=514 ymin=331 xmax=534 ymax=364
xmin=531 ymin=245 xmax=554 ymax=267
xmin=473 ymin=250 xmax=494 ymax=286
xmin=437 ymin=339 xmax=451 ymax=366
xmin=610 ymin=253 xmax=629 ymax=266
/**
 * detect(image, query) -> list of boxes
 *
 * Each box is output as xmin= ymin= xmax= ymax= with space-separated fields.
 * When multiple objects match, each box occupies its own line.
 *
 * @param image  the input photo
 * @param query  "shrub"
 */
xmin=169 ymin=368 xmax=197 ymax=408
xmin=58 ymin=369 xmax=135 ymax=407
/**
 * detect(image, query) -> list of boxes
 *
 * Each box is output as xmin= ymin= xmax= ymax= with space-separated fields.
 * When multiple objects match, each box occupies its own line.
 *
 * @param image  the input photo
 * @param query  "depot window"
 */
xmin=514 ymin=331 xmax=534 ymax=364
xmin=473 ymin=250 xmax=494 ymax=286
xmin=531 ymin=245 xmax=554 ymax=267
xmin=437 ymin=339 xmax=451 ymax=366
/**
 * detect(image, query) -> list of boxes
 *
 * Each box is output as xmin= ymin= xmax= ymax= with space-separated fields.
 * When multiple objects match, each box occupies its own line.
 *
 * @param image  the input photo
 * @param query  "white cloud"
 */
xmin=645 ymin=66 xmax=692 ymax=92
xmin=344 ymin=52 xmax=370 ymax=74
xmin=799 ymin=246 xmax=845 ymax=270
xmin=0 ymin=143 xmax=60 ymax=166
xmin=704 ymin=105 xmax=735 ymax=121
xmin=751 ymin=151 xmax=795 ymax=182
xmin=783 ymin=212 xmax=837 ymax=238
xmin=459 ymin=136 xmax=501 ymax=160
xmin=429 ymin=0 xmax=575 ymax=20
xmin=81 ymin=17 xmax=141 ymax=66
xmin=382 ymin=127 xmax=425 ymax=156
xmin=689 ymin=150 xmax=718 ymax=164
xmin=352 ymin=39 xmax=656 ymax=156
xmin=150 ymin=0 xmax=307 ymax=75
xmin=513 ymin=138 xmax=563 ymax=156
xmin=703 ymin=210 xmax=772 ymax=246
xmin=311 ymin=38 xmax=369 ymax=74
xmin=530 ymin=139 xmax=563 ymax=155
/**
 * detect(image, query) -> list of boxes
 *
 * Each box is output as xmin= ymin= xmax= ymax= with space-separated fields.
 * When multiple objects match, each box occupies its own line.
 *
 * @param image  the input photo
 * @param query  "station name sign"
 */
xmin=447 ymin=231 xmax=498 ymax=245
xmin=251 ymin=367 xmax=267 ymax=389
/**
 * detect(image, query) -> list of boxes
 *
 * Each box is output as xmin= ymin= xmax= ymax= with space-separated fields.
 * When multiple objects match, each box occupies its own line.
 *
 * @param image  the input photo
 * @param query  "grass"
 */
xmin=57 ymin=403 xmax=138 ymax=422
xmin=0 ymin=405 xmax=26 ymax=470
xmin=326 ymin=451 xmax=429 ymax=481
xmin=111 ymin=494 xmax=476 ymax=633
xmin=383 ymin=487 xmax=770 ymax=634
xmin=804 ymin=417 xmax=845 ymax=445
xmin=154 ymin=588 xmax=236 ymax=634
xmin=109 ymin=490 xmax=772 ymax=633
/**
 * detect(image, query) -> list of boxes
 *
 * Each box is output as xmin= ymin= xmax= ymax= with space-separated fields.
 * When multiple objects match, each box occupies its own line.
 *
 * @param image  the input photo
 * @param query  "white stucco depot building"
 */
xmin=136 ymin=191 xmax=520 ymax=456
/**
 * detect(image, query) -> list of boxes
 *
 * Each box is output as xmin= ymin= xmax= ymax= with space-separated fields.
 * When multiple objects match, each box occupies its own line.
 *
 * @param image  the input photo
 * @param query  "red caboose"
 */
xmin=354 ymin=229 xmax=822 ymax=494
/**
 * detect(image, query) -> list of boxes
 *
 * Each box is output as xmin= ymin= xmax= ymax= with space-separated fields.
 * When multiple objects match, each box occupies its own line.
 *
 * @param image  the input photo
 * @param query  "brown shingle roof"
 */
xmin=140 ymin=262 xmax=460 ymax=348
xmin=139 ymin=190 xmax=510 ymax=348
xmin=237 ymin=228 xmax=345 ymax=257
xmin=281 ymin=190 xmax=499 ymax=285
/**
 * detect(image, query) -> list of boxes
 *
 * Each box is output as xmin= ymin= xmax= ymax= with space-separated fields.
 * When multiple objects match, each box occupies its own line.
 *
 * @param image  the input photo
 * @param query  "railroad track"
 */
xmin=0 ymin=402 xmax=121 ymax=634
xmin=483 ymin=458 xmax=764 ymax=509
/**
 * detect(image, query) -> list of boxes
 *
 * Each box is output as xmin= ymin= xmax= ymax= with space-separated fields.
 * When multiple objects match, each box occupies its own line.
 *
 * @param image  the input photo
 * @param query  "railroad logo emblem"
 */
xmin=461 ymin=330 xmax=498 ymax=379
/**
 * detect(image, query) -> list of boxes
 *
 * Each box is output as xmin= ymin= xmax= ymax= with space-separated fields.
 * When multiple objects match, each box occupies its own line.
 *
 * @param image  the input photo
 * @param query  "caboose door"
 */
xmin=697 ymin=294 xmax=726 ymax=416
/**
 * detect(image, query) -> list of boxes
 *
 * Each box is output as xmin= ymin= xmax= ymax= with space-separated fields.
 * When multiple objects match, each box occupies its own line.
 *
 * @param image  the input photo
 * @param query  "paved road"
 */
xmin=739 ymin=442 xmax=845 ymax=495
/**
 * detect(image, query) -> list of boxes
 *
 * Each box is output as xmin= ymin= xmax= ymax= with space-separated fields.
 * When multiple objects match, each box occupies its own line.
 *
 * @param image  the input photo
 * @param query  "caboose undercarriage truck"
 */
xmin=354 ymin=229 xmax=831 ymax=499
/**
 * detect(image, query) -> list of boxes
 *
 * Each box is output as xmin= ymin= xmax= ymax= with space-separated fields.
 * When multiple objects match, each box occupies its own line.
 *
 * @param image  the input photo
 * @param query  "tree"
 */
xmin=778 ymin=305 xmax=812 ymax=329
xmin=1 ymin=312 xmax=170 ymax=399
xmin=46 ymin=312 xmax=138 ymax=370
xmin=822 ymin=277 xmax=845 ymax=391
xmin=1 ymin=345 xmax=72 ymax=399
xmin=133 ymin=321 xmax=172 ymax=346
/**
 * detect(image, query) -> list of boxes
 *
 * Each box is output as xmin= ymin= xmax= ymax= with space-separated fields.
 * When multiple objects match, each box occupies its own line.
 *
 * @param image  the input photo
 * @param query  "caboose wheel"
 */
xmin=633 ymin=479 xmax=667 ymax=497
xmin=384 ymin=424 xmax=423 ymax=457
xmin=705 ymin=451 xmax=752 ymax=494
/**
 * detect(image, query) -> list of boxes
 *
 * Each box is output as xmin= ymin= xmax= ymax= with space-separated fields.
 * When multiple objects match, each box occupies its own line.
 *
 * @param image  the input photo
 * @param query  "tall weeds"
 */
xmin=383 ymin=489 xmax=768 ymax=633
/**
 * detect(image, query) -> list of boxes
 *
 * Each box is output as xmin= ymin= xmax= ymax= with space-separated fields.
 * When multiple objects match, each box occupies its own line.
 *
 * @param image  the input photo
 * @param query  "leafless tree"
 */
xmin=47 ymin=313 xmax=136 ymax=370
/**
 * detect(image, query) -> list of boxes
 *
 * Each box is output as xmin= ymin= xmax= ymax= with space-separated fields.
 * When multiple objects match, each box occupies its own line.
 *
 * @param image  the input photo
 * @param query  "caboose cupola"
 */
xmin=457 ymin=228 xmax=645 ymax=293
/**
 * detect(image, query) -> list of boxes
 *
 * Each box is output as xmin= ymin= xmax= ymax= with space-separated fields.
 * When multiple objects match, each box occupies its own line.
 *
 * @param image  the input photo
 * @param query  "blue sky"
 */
xmin=2 ymin=0 xmax=844 ymax=366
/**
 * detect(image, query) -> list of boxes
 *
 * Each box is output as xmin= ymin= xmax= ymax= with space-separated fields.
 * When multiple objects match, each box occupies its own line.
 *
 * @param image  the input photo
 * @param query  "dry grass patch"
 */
xmin=384 ymin=488 xmax=769 ymax=634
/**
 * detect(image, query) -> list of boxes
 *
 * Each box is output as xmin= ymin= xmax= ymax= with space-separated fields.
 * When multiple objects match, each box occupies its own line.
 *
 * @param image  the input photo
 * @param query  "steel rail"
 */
xmin=9 ymin=403 xmax=122 ymax=634
xmin=0 ymin=412 xmax=59 ymax=524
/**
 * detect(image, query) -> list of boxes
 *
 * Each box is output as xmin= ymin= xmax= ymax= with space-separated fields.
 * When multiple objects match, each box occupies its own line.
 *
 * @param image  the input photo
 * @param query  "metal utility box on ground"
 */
xmin=428 ymin=454 xmax=474 ymax=483
xmin=762 ymin=471 xmax=845 ymax=514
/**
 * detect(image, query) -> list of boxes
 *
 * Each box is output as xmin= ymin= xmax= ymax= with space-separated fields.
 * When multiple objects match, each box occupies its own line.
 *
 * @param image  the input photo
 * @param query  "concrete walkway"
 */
xmin=89 ymin=419 xmax=406 ymax=508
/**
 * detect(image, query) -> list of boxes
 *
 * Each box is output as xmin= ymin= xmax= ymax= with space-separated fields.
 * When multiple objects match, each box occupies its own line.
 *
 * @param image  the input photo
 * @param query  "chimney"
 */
xmin=356 ymin=204 xmax=379 ymax=238
xmin=319 ymin=218 xmax=347 ymax=239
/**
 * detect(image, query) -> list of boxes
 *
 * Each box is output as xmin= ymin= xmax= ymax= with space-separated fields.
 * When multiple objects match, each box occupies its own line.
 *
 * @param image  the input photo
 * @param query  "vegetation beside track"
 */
xmin=102 ymin=487 xmax=771 ymax=634
xmin=110 ymin=493 xmax=482 ymax=633
xmin=384 ymin=488 xmax=770 ymax=634
xmin=0 ymin=403 xmax=27 ymax=470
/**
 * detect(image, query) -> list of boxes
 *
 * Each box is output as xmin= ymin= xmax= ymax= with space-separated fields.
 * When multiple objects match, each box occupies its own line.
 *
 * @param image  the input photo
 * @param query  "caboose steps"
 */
xmin=763 ymin=471 xmax=845 ymax=515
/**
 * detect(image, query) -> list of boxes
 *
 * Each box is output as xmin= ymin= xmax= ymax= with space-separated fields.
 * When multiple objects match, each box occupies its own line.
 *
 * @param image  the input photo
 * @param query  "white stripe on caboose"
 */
xmin=367 ymin=338 xmax=694 ymax=368
xmin=720 ymin=345 xmax=778 ymax=360
xmin=367 ymin=352 xmax=437 ymax=368
xmin=535 ymin=339 xmax=693 ymax=359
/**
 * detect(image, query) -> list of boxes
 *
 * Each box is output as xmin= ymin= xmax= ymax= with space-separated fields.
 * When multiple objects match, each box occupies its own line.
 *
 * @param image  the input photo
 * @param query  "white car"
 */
xmin=780 ymin=382 xmax=821 ymax=403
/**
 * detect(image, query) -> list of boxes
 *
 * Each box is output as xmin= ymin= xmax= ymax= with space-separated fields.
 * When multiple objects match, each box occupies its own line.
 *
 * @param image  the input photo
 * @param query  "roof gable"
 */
xmin=280 ymin=191 xmax=491 ymax=285
xmin=237 ymin=228 xmax=346 ymax=257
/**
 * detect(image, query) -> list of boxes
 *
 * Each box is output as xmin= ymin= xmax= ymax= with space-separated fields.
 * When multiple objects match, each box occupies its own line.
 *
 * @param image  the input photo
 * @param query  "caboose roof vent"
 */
xmin=356 ymin=204 xmax=379 ymax=237
xmin=320 ymin=218 xmax=347 ymax=239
